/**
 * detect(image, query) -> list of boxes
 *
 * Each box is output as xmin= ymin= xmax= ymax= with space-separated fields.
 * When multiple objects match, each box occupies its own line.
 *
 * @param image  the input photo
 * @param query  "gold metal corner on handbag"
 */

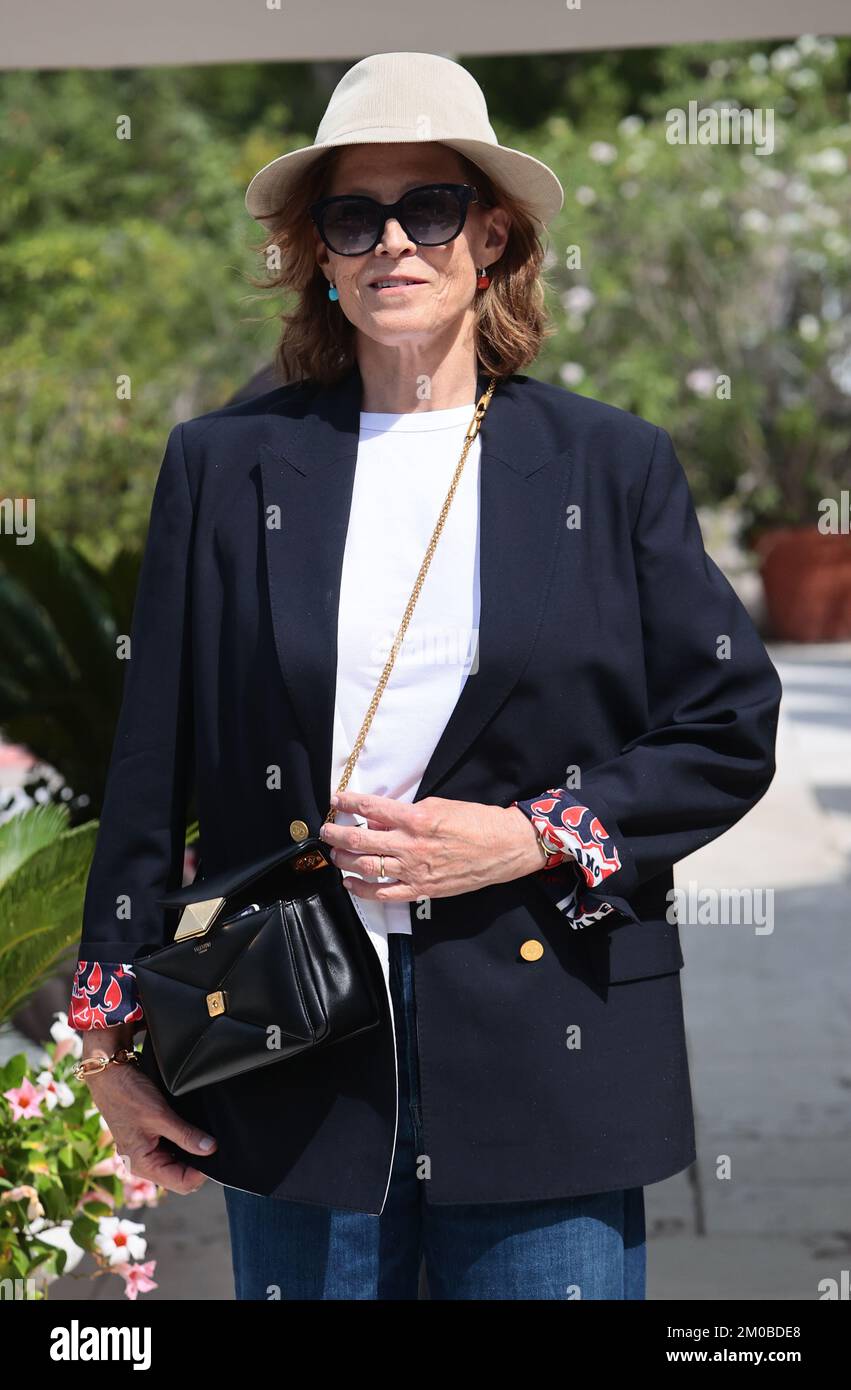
xmin=173 ymin=897 xmax=226 ymax=942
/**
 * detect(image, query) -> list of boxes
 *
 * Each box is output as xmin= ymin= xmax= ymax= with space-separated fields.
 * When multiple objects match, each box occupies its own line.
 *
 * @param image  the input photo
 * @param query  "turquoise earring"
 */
xmin=328 ymin=283 xmax=339 ymax=301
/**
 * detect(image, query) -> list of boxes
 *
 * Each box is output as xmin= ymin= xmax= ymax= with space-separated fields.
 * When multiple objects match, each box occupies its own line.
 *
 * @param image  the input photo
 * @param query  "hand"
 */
xmin=319 ymin=790 xmax=549 ymax=902
xmin=82 ymin=1033 xmax=217 ymax=1195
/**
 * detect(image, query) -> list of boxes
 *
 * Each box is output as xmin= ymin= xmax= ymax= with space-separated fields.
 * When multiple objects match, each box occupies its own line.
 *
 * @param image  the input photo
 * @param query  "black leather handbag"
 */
xmin=133 ymin=835 xmax=384 ymax=1095
xmin=133 ymin=379 xmax=497 ymax=1097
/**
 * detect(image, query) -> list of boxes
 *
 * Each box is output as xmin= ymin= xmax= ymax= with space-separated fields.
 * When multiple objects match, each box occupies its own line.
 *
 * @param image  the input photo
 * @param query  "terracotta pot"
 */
xmin=752 ymin=523 xmax=851 ymax=641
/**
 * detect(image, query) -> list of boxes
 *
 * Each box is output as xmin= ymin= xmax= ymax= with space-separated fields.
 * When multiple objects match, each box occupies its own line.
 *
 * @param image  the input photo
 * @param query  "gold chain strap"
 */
xmin=323 ymin=375 xmax=498 ymax=826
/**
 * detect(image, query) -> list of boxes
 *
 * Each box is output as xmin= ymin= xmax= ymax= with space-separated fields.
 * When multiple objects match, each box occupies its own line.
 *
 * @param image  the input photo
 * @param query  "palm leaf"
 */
xmin=0 ymin=817 xmax=100 ymax=1024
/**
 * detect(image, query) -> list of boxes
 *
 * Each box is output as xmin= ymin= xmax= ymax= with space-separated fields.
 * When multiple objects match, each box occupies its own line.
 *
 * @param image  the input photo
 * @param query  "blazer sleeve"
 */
xmin=513 ymin=424 xmax=782 ymax=928
xmin=68 ymin=423 xmax=196 ymax=1029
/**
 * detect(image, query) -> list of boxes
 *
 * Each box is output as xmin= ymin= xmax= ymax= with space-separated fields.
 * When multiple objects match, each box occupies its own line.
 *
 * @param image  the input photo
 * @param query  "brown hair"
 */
xmin=248 ymin=146 xmax=556 ymax=387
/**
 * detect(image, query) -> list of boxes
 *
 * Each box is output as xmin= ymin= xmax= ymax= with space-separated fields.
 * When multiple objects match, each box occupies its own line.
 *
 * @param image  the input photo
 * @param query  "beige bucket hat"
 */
xmin=244 ymin=51 xmax=564 ymax=231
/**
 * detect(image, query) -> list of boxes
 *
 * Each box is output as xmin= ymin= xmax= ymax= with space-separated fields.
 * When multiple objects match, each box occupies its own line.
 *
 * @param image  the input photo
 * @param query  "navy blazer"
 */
xmin=71 ymin=362 xmax=781 ymax=1212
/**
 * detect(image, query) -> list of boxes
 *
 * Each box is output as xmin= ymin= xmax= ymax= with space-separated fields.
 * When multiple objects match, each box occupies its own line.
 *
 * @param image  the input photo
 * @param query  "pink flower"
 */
xmin=90 ymin=1151 xmax=129 ymax=1179
xmin=122 ymin=1176 xmax=161 ymax=1209
xmin=3 ymin=1076 xmax=46 ymax=1121
xmin=35 ymin=1071 xmax=74 ymax=1109
xmin=114 ymin=1260 xmax=158 ymax=1300
xmin=78 ymin=1185 xmax=117 ymax=1211
xmin=0 ymin=1185 xmax=44 ymax=1221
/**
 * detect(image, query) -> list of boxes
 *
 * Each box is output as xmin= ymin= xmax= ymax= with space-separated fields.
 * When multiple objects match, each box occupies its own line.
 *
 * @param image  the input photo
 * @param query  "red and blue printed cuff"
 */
xmin=69 ymin=960 xmax=144 ymax=1030
xmin=512 ymin=788 xmax=623 ymax=928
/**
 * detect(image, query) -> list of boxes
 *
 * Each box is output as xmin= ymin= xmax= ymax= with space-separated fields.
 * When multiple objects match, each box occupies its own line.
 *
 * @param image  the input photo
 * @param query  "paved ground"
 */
xmin=5 ymin=641 xmax=850 ymax=1301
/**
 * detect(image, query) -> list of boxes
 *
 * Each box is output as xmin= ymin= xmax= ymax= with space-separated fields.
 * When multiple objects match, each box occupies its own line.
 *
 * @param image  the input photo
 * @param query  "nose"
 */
xmin=375 ymin=217 xmax=415 ymax=254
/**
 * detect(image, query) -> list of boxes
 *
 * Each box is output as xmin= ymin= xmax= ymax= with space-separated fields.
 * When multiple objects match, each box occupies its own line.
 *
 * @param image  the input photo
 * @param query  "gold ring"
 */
xmin=379 ymin=856 xmax=385 ymax=878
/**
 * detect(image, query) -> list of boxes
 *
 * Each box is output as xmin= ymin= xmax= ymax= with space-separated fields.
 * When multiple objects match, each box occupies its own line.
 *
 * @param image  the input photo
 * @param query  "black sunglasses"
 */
xmin=310 ymin=183 xmax=481 ymax=256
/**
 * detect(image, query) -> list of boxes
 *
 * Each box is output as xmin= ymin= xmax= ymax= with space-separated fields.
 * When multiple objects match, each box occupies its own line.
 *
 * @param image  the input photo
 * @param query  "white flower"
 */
xmin=624 ymin=150 xmax=650 ymax=174
xmin=749 ymin=54 xmax=769 ymax=74
xmin=709 ymin=59 xmax=730 ymax=78
xmin=777 ymin=212 xmax=805 ymax=235
xmin=699 ymin=188 xmax=722 ymax=209
xmin=741 ymin=209 xmax=771 ymax=234
xmin=796 ymin=35 xmax=819 ymax=57
xmin=828 ymin=350 xmax=851 ymax=395
xmin=802 ymin=147 xmax=847 ymax=175
xmin=686 ymin=369 xmax=718 ymax=398
xmin=806 ymin=204 xmax=840 ymax=228
xmin=94 ymin=1217 xmax=147 ymax=1267
xmin=562 ymin=286 xmax=596 ymax=316
xmin=824 ymin=231 xmax=851 ymax=257
xmin=797 ymin=315 xmax=820 ymax=342
xmin=559 ymin=362 xmax=585 ymax=386
xmin=789 ymin=69 xmax=818 ymax=89
xmin=49 ymin=1011 xmax=79 ymax=1045
xmin=795 ymin=249 xmax=828 ymax=272
xmin=588 ymin=141 xmax=617 ymax=164
xmin=757 ymin=168 xmax=786 ymax=190
xmin=786 ymin=178 xmax=811 ymax=203
xmin=618 ymin=115 xmax=643 ymax=137
xmin=620 ymin=181 xmax=640 ymax=200
xmin=771 ymin=45 xmax=801 ymax=72
xmin=798 ymin=35 xmax=836 ymax=62
xmin=574 ymin=185 xmax=597 ymax=206
xmin=35 ymin=1071 xmax=75 ymax=1109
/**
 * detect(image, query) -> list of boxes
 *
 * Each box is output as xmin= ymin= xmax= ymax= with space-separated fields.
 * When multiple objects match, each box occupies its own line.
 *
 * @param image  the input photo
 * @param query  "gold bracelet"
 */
xmin=532 ymin=822 xmax=565 ymax=869
xmin=72 ymin=1047 xmax=140 ymax=1082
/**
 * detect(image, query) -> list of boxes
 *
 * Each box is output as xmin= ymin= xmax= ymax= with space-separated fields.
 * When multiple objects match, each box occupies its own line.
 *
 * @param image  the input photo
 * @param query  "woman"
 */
xmin=69 ymin=52 xmax=782 ymax=1301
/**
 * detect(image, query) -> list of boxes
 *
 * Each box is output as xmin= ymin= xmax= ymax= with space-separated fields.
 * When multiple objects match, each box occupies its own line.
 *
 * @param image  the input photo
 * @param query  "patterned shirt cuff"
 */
xmin=69 ymin=960 xmax=144 ymax=1030
xmin=513 ymin=788 xmax=624 ymax=929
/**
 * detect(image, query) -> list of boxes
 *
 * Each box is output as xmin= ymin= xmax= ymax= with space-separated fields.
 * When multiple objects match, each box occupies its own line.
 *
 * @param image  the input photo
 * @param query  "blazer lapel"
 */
xmin=258 ymin=361 xmax=572 ymax=821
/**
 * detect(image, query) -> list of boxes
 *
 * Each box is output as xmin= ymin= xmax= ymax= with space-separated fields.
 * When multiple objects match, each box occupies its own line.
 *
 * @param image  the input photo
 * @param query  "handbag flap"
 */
xmin=156 ymin=836 xmax=330 ymax=909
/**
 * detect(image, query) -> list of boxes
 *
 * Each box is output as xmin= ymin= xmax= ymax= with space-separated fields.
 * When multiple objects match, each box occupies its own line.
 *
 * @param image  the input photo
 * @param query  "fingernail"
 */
xmin=330 ymin=793 xmax=340 ymax=806
xmin=199 ymin=1135 xmax=215 ymax=1151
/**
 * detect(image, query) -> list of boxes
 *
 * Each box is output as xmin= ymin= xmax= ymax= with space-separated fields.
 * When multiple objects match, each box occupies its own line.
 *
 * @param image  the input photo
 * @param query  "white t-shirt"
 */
xmin=329 ymin=401 xmax=482 ymax=954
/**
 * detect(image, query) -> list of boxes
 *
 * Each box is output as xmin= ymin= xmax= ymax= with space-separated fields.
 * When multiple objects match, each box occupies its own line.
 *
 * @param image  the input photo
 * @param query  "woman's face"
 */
xmin=313 ymin=143 xmax=510 ymax=350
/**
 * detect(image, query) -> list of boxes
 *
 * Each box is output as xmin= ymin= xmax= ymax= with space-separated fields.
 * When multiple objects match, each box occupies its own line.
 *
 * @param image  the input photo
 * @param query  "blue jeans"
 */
xmin=223 ymin=932 xmax=646 ymax=1300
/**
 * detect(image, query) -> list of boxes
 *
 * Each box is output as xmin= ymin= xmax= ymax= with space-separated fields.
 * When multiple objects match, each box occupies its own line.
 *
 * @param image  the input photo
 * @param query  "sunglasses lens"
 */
xmin=401 ymin=187 xmax=465 ymax=244
xmin=320 ymin=200 xmax=380 ymax=255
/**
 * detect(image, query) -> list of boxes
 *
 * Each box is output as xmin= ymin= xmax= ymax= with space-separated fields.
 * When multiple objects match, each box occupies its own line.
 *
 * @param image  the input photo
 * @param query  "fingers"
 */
xmin=156 ymin=1106 xmax=218 ymax=1159
xmin=344 ymin=876 xmax=419 ymax=901
xmin=127 ymin=1139 xmax=209 ymax=1195
xmin=330 ymin=846 xmax=402 ymax=877
xmin=326 ymin=790 xmax=418 ymax=833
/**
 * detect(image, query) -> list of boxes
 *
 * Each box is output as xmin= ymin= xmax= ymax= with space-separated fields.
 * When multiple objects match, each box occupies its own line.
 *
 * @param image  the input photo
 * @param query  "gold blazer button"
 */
xmin=520 ymin=939 xmax=544 ymax=962
xmin=289 ymin=819 xmax=310 ymax=842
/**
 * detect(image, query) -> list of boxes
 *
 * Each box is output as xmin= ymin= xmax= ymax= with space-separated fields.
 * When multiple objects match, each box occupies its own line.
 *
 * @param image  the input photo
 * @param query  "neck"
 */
xmin=355 ymin=333 xmax=480 ymax=413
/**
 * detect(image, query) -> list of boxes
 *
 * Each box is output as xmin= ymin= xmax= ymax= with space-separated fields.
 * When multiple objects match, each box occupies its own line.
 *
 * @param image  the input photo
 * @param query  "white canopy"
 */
xmin=2 ymin=0 xmax=849 ymax=70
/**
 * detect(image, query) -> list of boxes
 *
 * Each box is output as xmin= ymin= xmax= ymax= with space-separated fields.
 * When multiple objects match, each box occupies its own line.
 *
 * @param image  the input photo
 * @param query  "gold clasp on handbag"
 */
xmin=206 ymin=990 xmax=227 ymax=1017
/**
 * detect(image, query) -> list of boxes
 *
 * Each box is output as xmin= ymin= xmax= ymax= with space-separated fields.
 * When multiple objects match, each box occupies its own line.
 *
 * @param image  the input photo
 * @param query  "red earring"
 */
xmin=476 ymin=266 xmax=491 ymax=289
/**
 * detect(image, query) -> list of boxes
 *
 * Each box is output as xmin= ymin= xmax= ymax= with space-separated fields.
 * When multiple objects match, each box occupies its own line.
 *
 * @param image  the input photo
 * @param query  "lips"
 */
xmin=368 ymin=277 xmax=427 ymax=290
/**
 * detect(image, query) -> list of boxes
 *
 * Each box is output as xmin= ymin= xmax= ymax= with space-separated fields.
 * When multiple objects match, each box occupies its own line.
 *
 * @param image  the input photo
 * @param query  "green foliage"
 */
xmin=0 ymin=528 xmax=142 ymax=810
xmin=0 ymin=805 xmax=99 ymax=1024
xmin=1 ymin=41 xmax=849 ymax=559
xmin=0 ymin=67 xmax=304 ymax=559
xmin=0 ymin=1033 xmax=162 ymax=1299
xmin=529 ymin=36 xmax=851 ymax=527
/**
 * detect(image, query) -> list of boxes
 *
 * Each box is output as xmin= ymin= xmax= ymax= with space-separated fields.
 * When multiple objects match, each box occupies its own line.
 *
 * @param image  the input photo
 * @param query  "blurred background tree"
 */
xmin=2 ymin=40 xmax=849 ymax=563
